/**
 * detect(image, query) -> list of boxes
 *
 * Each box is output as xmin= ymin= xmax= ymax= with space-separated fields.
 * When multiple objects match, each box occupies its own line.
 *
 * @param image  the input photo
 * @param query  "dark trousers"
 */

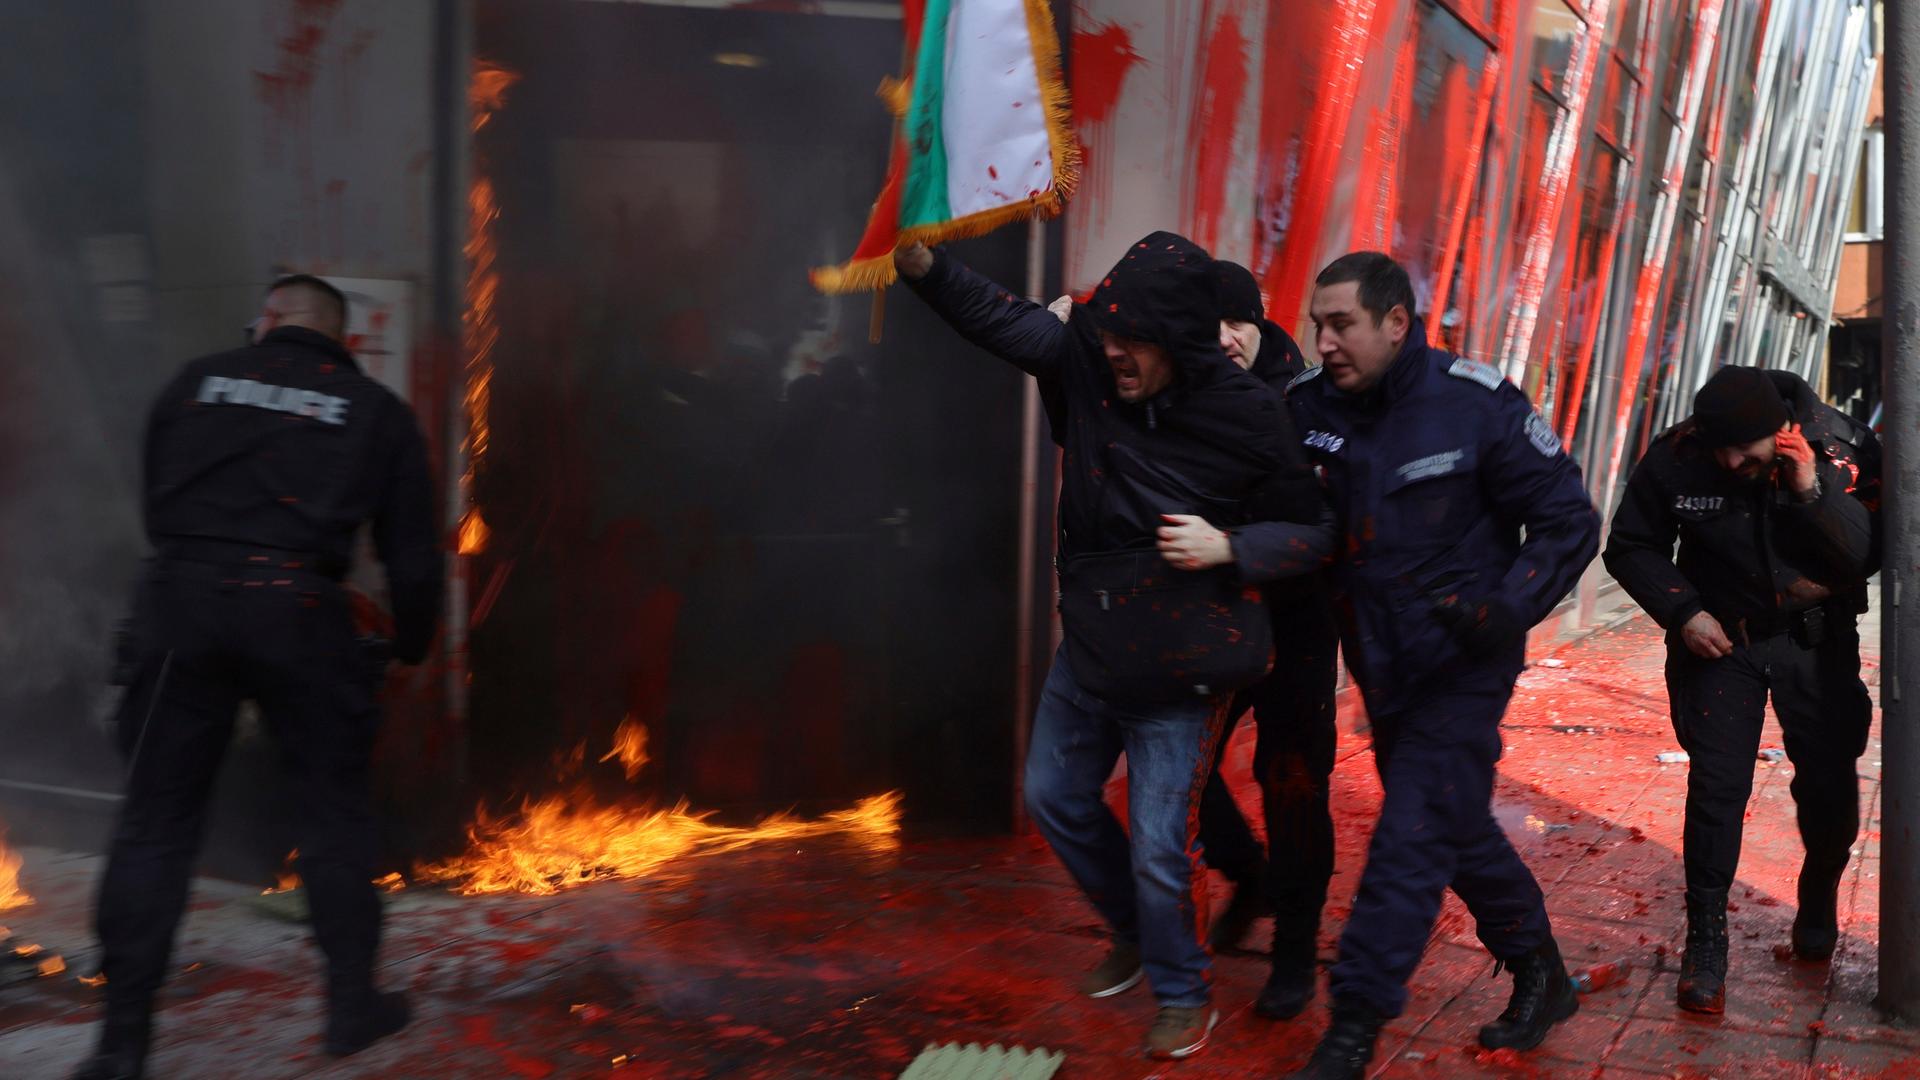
xmin=1666 ymin=621 xmax=1873 ymax=897
xmin=98 ymin=558 xmax=384 ymax=1035
xmin=1023 ymin=648 xmax=1232 ymax=1007
xmin=1197 ymin=608 xmax=1339 ymax=964
xmin=1329 ymin=685 xmax=1551 ymax=1017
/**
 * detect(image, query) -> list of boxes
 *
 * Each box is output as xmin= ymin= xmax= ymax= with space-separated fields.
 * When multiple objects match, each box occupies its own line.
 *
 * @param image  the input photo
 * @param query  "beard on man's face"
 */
xmin=1729 ymin=456 xmax=1773 ymax=482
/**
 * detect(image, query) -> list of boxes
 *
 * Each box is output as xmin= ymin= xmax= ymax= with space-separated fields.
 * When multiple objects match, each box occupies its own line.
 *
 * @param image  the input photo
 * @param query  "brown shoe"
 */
xmin=1077 ymin=941 xmax=1144 ymax=998
xmin=1144 ymin=1005 xmax=1218 ymax=1059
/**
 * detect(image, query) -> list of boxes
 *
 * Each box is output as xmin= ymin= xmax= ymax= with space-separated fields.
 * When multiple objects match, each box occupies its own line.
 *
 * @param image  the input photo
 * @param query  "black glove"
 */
xmin=1433 ymin=595 xmax=1524 ymax=659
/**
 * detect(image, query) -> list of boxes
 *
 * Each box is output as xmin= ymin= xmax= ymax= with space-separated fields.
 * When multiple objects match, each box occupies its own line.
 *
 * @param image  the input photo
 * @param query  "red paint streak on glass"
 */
xmin=1257 ymin=0 xmax=1385 ymax=328
xmin=1428 ymin=49 xmax=1503 ymax=331
xmin=1250 ymin=0 xmax=1335 ymax=310
xmin=1500 ymin=0 xmax=1613 ymax=391
xmin=1186 ymin=9 xmax=1250 ymax=252
xmin=1348 ymin=15 xmax=1418 ymax=253
xmin=1600 ymin=0 xmax=1728 ymax=509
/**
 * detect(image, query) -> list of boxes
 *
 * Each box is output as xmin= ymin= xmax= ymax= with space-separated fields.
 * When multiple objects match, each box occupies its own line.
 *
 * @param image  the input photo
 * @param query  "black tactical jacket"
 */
xmin=1603 ymin=370 xmax=1881 ymax=631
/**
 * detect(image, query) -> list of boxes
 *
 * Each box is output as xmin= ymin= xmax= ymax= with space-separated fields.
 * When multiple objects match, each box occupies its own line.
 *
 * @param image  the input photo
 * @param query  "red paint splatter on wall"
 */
xmin=1071 ymin=20 xmax=1143 ymax=234
xmin=1072 ymin=22 xmax=1142 ymax=125
xmin=1249 ymin=0 xmax=1348 ymax=327
xmin=252 ymin=0 xmax=343 ymax=140
xmin=1186 ymin=10 xmax=1249 ymax=252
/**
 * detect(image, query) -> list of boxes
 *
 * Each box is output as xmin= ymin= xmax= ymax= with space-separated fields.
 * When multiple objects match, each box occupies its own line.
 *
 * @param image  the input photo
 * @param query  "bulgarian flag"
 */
xmin=810 ymin=0 xmax=1078 ymax=293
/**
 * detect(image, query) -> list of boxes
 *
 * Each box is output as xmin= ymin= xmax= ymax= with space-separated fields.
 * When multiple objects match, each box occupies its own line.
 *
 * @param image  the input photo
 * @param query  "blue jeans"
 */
xmin=1329 ymin=685 xmax=1551 ymax=1017
xmin=1023 ymin=648 xmax=1231 ymax=1007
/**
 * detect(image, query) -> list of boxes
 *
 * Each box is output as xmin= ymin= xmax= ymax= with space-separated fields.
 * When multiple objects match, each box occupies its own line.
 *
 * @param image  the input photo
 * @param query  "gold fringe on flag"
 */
xmin=811 ymin=0 xmax=1079 ymax=296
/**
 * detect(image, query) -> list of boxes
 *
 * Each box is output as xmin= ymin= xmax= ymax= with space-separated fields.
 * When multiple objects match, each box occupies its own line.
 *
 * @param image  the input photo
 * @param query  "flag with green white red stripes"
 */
xmin=811 ymin=0 xmax=1077 ymax=293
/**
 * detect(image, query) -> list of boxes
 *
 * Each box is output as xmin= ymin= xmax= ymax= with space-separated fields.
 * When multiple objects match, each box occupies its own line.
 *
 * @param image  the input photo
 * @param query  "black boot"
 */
xmin=1478 ymin=937 xmax=1578 ymax=1050
xmin=68 ymin=1051 xmax=144 ymax=1080
xmin=69 ymin=1016 xmax=149 ymax=1080
xmin=1283 ymin=1001 xmax=1384 ymax=1079
xmin=325 ymin=989 xmax=412 ymax=1057
xmin=1791 ymin=859 xmax=1845 ymax=962
xmin=1677 ymin=889 xmax=1729 ymax=1014
xmin=1210 ymin=870 xmax=1269 ymax=952
xmin=1256 ymin=931 xmax=1317 ymax=1020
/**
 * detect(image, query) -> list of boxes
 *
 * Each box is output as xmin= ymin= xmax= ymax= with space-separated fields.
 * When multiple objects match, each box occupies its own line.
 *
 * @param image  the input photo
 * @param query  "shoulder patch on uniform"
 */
xmin=1286 ymin=364 xmax=1324 ymax=392
xmin=1446 ymin=357 xmax=1505 ymax=391
xmin=1524 ymin=411 xmax=1561 ymax=457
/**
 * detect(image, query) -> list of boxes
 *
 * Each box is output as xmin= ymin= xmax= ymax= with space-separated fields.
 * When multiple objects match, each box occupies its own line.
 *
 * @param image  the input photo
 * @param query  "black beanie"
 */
xmin=1212 ymin=260 xmax=1264 ymax=323
xmin=1691 ymin=365 xmax=1788 ymax=447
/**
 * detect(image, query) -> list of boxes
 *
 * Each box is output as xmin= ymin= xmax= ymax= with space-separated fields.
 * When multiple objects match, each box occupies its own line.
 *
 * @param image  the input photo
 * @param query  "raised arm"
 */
xmin=896 ymin=243 xmax=1070 ymax=378
xmin=1777 ymin=424 xmax=1881 ymax=581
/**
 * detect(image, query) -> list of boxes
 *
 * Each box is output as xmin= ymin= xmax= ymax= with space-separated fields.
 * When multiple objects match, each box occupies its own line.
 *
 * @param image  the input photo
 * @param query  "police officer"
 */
xmin=1282 ymin=253 xmax=1599 ymax=1078
xmin=1175 ymin=261 xmax=1341 ymax=1022
xmin=72 ymin=275 xmax=443 ymax=1080
xmin=1602 ymin=364 xmax=1879 ymax=1015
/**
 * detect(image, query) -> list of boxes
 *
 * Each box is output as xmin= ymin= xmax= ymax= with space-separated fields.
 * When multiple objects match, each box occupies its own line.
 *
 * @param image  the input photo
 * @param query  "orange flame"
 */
xmin=458 ymin=60 xmax=519 ymax=558
xmin=469 ymin=63 xmax=518 ymax=130
xmin=415 ymin=721 xmax=901 ymax=896
xmin=416 ymin=789 xmax=901 ymax=897
xmin=457 ymin=508 xmax=492 ymax=556
xmin=37 ymin=954 xmax=65 ymax=978
xmin=78 ymin=972 xmax=108 ymax=988
xmin=373 ymin=872 xmax=408 ymax=893
xmin=597 ymin=716 xmax=650 ymax=782
xmin=262 ymin=849 xmax=301 ymax=895
xmin=0 ymin=834 xmax=30 ymax=912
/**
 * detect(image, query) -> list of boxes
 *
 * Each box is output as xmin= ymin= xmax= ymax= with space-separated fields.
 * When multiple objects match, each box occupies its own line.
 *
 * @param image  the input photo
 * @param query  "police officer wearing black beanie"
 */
xmin=1604 ymin=363 xmax=1881 ymax=1015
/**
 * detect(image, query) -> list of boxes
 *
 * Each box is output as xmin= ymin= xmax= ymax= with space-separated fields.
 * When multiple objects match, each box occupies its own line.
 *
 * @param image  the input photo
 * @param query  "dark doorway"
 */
xmin=466 ymin=0 xmax=1030 ymax=832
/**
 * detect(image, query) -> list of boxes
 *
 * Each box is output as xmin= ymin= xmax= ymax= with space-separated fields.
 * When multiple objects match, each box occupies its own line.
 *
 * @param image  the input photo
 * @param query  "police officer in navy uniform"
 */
xmin=73 ymin=276 xmax=443 ymax=1080
xmin=1603 ymin=364 xmax=1879 ymax=1015
xmin=1281 ymin=253 xmax=1599 ymax=1078
xmin=1180 ymin=261 xmax=1342 ymax=1021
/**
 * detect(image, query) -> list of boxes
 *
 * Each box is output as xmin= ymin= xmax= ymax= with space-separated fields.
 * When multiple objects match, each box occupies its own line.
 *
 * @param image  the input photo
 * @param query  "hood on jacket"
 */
xmin=1087 ymin=232 xmax=1234 ymax=389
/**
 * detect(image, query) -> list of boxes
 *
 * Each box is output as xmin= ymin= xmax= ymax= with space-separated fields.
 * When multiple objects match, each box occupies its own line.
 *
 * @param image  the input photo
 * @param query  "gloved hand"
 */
xmin=1433 ymin=595 xmax=1524 ymax=659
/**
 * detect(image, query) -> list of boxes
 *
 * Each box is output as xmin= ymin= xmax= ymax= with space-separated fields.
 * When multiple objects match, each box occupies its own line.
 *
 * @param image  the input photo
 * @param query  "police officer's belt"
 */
xmin=158 ymin=538 xmax=348 ymax=581
xmin=1720 ymin=603 xmax=1844 ymax=647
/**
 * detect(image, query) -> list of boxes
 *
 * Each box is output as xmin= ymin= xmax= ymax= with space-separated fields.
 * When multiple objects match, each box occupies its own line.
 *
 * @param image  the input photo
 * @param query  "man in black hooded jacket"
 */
xmin=896 ymin=234 xmax=1332 ymax=1060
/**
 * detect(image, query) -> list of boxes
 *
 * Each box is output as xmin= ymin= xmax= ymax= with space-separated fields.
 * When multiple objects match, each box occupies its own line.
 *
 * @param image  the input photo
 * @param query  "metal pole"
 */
xmin=1011 ymin=218 xmax=1046 ymax=833
xmin=1881 ymin=0 xmax=1920 ymax=1023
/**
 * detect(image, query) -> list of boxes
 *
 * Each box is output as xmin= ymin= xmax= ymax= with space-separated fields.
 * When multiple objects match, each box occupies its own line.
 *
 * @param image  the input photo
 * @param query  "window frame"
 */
xmin=1844 ymin=125 xmax=1885 ymax=243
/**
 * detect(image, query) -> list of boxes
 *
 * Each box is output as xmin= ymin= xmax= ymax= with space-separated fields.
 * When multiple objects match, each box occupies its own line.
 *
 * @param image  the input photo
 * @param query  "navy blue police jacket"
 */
xmin=142 ymin=326 xmax=444 ymax=662
xmin=1285 ymin=321 xmax=1599 ymax=716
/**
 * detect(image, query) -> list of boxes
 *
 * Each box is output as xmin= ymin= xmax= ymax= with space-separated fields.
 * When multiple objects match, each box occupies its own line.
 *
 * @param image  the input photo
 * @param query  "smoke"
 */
xmin=464 ymin=2 xmax=1030 ymax=827
xmin=0 ymin=154 xmax=146 ymax=794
